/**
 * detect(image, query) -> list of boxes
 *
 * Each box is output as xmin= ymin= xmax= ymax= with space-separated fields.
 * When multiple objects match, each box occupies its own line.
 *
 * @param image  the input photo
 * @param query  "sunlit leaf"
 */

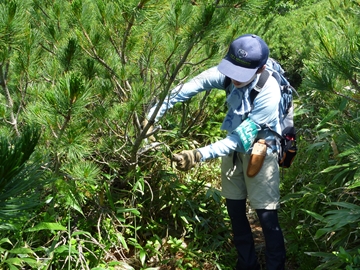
xmin=117 ymin=208 xmax=140 ymax=216
xmin=321 ymin=163 xmax=349 ymax=173
xmin=25 ymin=222 xmax=66 ymax=232
xmin=8 ymin=247 xmax=34 ymax=254
xmin=301 ymin=209 xmax=324 ymax=221
xmin=139 ymin=249 xmax=146 ymax=266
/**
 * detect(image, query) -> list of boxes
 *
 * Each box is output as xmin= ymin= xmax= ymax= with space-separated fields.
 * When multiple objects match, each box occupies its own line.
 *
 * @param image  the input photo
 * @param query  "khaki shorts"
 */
xmin=221 ymin=151 xmax=280 ymax=210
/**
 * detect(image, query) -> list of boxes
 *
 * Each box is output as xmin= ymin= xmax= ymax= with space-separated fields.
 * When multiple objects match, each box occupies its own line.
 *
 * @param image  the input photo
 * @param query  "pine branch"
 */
xmin=120 ymin=0 xmax=149 ymax=65
xmin=78 ymin=25 xmax=128 ymax=101
xmin=130 ymin=3 xmax=218 ymax=167
xmin=332 ymin=89 xmax=360 ymax=104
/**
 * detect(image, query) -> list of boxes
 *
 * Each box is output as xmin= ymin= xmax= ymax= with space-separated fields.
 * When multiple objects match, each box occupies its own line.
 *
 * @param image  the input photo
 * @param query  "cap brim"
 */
xmin=218 ymin=58 xmax=257 ymax=82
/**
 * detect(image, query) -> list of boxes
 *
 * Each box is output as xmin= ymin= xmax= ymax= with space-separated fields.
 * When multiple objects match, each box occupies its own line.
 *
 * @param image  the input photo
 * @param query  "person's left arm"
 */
xmin=147 ymin=66 xmax=225 ymax=123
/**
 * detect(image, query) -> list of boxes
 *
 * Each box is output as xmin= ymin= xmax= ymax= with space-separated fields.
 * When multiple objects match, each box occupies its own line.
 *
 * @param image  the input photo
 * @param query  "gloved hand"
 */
xmin=172 ymin=150 xmax=202 ymax=171
xmin=141 ymin=119 xmax=156 ymax=142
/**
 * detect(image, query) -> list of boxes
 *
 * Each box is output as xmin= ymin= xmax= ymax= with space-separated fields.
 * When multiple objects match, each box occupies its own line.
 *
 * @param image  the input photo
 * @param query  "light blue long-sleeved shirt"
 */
xmin=147 ymin=65 xmax=281 ymax=161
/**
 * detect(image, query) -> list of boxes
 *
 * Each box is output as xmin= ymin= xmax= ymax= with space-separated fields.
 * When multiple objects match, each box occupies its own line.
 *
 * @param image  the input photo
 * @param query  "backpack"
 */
xmin=224 ymin=58 xmax=298 ymax=168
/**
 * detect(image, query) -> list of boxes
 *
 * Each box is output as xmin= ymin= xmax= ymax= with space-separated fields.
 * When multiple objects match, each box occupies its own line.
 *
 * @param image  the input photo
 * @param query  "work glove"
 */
xmin=141 ymin=119 xmax=156 ymax=142
xmin=172 ymin=150 xmax=202 ymax=171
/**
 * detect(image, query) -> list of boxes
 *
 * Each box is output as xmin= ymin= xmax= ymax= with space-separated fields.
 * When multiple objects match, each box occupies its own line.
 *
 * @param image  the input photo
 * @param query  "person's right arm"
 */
xmin=147 ymin=66 xmax=225 ymax=122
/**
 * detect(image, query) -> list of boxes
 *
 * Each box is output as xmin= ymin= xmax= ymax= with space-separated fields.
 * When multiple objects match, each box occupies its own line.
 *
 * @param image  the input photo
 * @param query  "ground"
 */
xmin=154 ymin=212 xmax=299 ymax=270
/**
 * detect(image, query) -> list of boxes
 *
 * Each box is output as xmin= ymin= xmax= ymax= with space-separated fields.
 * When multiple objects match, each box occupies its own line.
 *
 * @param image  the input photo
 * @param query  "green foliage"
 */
xmin=128 ymin=161 xmax=234 ymax=269
xmin=261 ymin=0 xmax=324 ymax=15
xmin=278 ymin=1 xmax=360 ymax=268
xmin=0 ymin=0 xmax=359 ymax=269
xmin=0 ymin=125 xmax=50 ymax=225
xmin=257 ymin=0 xmax=336 ymax=87
xmin=303 ymin=0 xmax=360 ymax=94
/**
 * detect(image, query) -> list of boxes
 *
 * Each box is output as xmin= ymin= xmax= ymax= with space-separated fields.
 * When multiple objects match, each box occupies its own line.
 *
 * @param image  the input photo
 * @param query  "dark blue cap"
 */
xmin=218 ymin=34 xmax=269 ymax=82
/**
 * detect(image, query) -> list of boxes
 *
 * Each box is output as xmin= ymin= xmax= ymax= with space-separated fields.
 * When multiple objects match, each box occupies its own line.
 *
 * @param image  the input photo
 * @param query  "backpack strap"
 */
xmin=250 ymin=70 xmax=270 ymax=103
xmin=249 ymin=70 xmax=284 ymax=138
xmin=224 ymin=76 xmax=232 ymax=90
xmin=224 ymin=76 xmax=232 ymax=97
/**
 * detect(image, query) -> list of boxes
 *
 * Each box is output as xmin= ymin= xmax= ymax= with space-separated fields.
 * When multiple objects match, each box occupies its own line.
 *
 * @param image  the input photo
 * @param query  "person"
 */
xmin=145 ymin=34 xmax=286 ymax=270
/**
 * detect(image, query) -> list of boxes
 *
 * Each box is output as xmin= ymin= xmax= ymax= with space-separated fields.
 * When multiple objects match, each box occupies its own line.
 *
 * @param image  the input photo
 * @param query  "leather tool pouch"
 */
xmin=247 ymin=139 xmax=267 ymax=177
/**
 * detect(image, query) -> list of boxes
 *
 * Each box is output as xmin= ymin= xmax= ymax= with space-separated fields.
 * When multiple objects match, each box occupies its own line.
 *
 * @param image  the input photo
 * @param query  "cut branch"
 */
xmin=0 ymin=61 xmax=20 ymax=136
